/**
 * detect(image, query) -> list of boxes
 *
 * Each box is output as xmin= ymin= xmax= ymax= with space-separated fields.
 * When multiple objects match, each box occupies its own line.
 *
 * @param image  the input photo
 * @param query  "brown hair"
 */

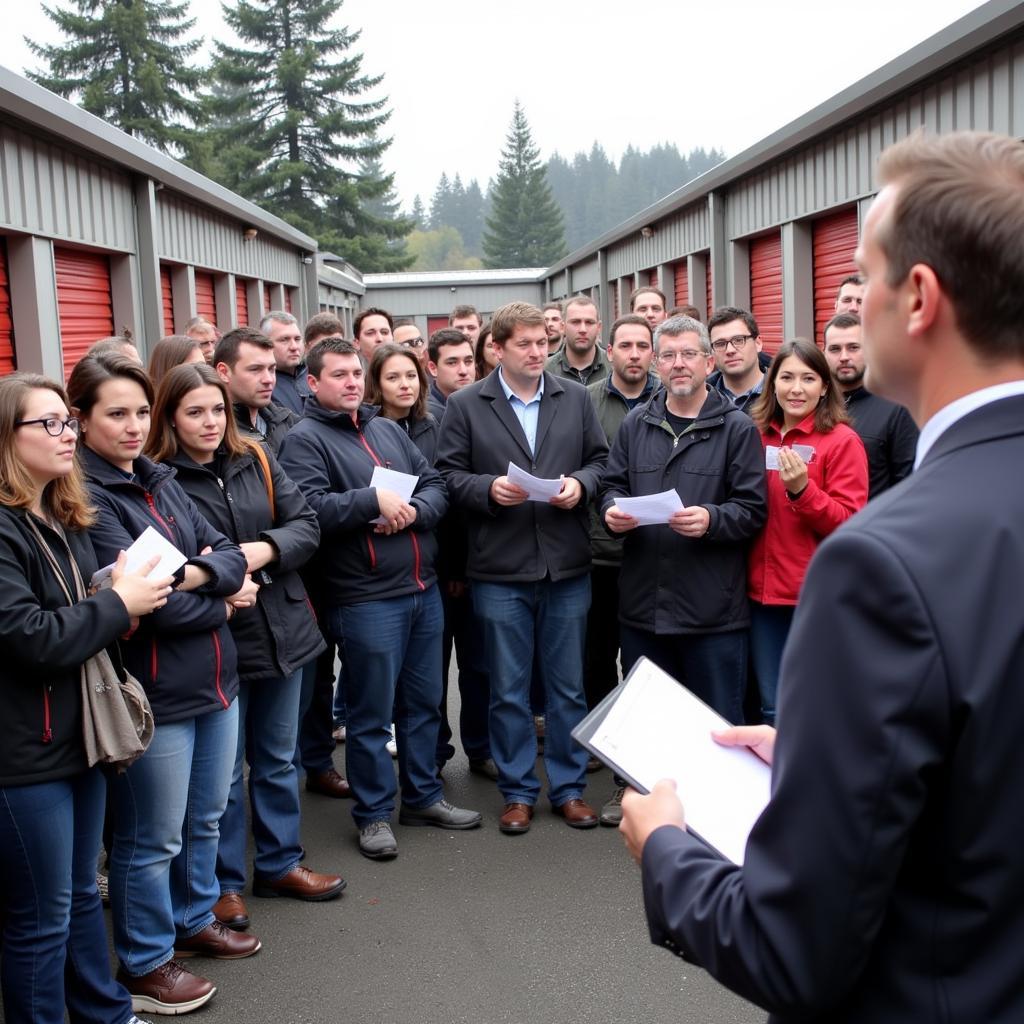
xmin=475 ymin=322 xmax=494 ymax=379
xmin=629 ymin=286 xmax=667 ymax=310
xmin=148 ymin=335 xmax=202 ymax=385
xmin=212 ymin=327 xmax=273 ymax=371
xmin=146 ymin=362 xmax=249 ymax=463
xmin=365 ymin=343 xmax=429 ymax=421
xmin=0 ymin=374 xmax=95 ymax=528
xmin=490 ymin=302 xmax=545 ymax=345
xmin=875 ymin=130 xmax=1024 ymax=360
xmin=750 ymin=338 xmax=849 ymax=433
xmin=608 ymin=314 xmax=653 ymax=346
xmin=449 ymin=304 xmax=481 ymax=326
xmin=304 ymin=312 xmax=344 ymax=346
xmin=67 ymin=353 xmax=154 ymax=417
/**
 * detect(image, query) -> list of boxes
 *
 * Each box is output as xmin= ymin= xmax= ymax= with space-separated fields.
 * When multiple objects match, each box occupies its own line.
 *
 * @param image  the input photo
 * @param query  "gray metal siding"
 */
xmin=604 ymin=203 xmax=710 ymax=277
xmin=570 ymin=257 xmax=599 ymax=291
xmin=157 ymin=191 xmax=302 ymax=285
xmin=363 ymin=281 xmax=544 ymax=316
xmin=0 ymin=119 xmax=135 ymax=251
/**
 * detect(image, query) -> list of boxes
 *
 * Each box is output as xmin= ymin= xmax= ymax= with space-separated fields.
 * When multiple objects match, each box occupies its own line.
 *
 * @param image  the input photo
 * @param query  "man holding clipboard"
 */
xmin=620 ymin=131 xmax=1024 ymax=1023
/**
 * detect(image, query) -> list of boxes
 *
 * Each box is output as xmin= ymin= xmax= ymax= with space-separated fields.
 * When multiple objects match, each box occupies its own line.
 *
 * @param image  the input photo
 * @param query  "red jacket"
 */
xmin=748 ymin=415 xmax=868 ymax=605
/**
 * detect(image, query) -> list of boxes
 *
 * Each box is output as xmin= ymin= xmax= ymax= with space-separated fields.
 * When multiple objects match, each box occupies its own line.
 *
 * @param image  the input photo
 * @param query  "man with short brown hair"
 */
xmin=547 ymin=296 xmax=609 ymax=387
xmin=629 ymin=287 xmax=668 ymax=330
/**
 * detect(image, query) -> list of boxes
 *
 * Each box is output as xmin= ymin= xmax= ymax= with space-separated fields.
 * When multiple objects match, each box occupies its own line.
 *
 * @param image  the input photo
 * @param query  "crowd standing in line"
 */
xmin=1 ymin=162 xmax=941 ymax=1017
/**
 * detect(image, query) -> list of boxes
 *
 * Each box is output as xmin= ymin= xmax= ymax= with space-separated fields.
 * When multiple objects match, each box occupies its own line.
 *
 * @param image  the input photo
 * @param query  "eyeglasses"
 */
xmin=15 ymin=417 xmax=80 ymax=437
xmin=710 ymin=334 xmax=754 ymax=353
xmin=400 ymin=337 xmax=425 ymax=349
xmin=656 ymin=349 xmax=706 ymax=366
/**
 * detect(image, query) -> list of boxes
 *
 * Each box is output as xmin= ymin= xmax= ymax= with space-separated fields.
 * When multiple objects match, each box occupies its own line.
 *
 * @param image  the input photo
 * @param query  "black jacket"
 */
xmin=427 ymin=381 xmax=447 ymax=423
xmin=397 ymin=412 xmax=439 ymax=465
xmin=640 ymin=395 xmax=1024 ymax=1023
xmin=600 ymin=387 xmax=766 ymax=633
xmin=272 ymin=364 xmax=311 ymax=417
xmin=233 ymin=401 xmax=297 ymax=456
xmin=166 ymin=446 xmax=325 ymax=683
xmin=437 ymin=370 xmax=608 ymax=582
xmin=277 ymin=399 xmax=447 ymax=605
xmin=843 ymin=386 xmax=918 ymax=497
xmin=81 ymin=448 xmax=247 ymax=723
xmin=0 ymin=508 xmax=131 ymax=786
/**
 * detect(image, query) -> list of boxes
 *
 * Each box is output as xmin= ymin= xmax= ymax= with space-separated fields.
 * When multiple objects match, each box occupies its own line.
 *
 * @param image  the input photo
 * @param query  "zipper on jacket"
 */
xmin=41 ymin=686 xmax=52 ymax=743
xmin=365 ymin=534 xmax=377 ymax=569
xmin=410 ymin=533 xmax=425 ymax=591
xmin=212 ymin=632 xmax=228 ymax=709
xmin=358 ymin=431 xmax=384 ymax=467
xmin=145 ymin=492 xmax=175 ymax=541
xmin=150 ymin=637 xmax=159 ymax=683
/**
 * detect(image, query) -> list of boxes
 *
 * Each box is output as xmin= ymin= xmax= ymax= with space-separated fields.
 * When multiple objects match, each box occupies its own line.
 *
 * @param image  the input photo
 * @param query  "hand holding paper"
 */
xmin=90 ymin=526 xmax=188 ymax=591
xmin=370 ymin=466 xmax=418 ymax=527
xmin=506 ymin=462 xmax=563 ymax=502
xmin=614 ymin=489 xmax=685 ymax=527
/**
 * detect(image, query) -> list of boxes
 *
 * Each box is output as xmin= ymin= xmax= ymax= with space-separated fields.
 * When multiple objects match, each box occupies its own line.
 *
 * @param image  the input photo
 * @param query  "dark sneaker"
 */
xmin=399 ymin=799 xmax=482 ymax=830
xmin=359 ymin=820 xmax=398 ymax=860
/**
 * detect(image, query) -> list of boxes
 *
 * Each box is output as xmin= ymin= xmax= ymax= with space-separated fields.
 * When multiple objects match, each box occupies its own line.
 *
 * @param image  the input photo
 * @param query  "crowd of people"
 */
xmin=0 ymin=223 xmax=921 ymax=1021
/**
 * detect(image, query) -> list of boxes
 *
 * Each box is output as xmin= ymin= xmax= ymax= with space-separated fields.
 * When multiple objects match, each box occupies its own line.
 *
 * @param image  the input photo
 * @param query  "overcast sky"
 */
xmin=2 ymin=0 xmax=986 ymax=212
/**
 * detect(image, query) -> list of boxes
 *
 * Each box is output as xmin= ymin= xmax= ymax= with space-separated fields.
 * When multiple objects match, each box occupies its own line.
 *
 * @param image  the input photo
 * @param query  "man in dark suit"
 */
xmin=620 ymin=130 xmax=1024 ymax=1022
xmin=437 ymin=301 xmax=608 ymax=834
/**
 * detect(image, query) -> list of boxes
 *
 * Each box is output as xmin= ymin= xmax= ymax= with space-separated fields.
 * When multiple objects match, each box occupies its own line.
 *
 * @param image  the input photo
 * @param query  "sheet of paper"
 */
xmin=588 ymin=657 xmax=771 ymax=865
xmin=614 ymin=488 xmax=684 ymax=526
xmin=766 ymin=444 xmax=815 ymax=469
xmin=507 ymin=461 xmax=563 ymax=502
xmin=91 ymin=525 xmax=188 ymax=590
xmin=370 ymin=466 xmax=419 ymax=524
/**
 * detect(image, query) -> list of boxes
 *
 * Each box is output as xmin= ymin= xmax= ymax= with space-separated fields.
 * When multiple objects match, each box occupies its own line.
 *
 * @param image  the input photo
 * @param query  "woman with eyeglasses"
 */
xmin=146 ymin=363 xmax=344 ymax=930
xmin=67 ymin=353 xmax=256 ymax=1017
xmin=747 ymin=339 xmax=868 ymax=725
xmin=0 ymin=373 xmax=172 ymax=1024
xmin=366 ymin=342 xmax=439 ymax=464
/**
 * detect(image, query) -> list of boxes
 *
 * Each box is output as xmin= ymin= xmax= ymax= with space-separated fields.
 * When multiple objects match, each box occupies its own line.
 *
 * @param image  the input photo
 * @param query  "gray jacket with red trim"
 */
xmin=277 ymin=399 xmax=447 ymax=606
xmin=81 ymin=448 xmax=247 ymax=724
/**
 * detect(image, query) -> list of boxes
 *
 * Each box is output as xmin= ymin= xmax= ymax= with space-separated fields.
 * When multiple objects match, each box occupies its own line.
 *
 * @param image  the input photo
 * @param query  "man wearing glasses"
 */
xmin=393 ymin=320 xmax=428 ymax=367
xmin=707 ymin=307 xmax=768 ymax=413
xmin=600 ymin=315 xmax=766 ymax=723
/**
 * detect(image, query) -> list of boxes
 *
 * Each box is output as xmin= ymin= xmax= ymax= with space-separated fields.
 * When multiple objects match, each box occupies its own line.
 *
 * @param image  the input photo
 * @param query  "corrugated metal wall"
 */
xmin=363 ymin=281 xmax=544 ymax=318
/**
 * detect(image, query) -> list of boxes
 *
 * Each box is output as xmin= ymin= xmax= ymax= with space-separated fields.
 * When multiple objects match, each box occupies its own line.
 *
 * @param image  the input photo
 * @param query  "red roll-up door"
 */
xmin=813 ymin=208 xmax=859 ymax=346
xmin=284 ymin=289 xmax=293 ymax=314
xmin=426 ymin=315 xmax=448 ymax=337
xmin=195 ymin=271 xmax=217 ymax=324
xmin=750 ymin=233 xmax=783 ymax=356
xmin=0 ymin=240 xmax=15 ymax=377
xmin=55 ymin=247 xmax=114 ymax=381
xmin=160 ymin=265 xmax=174 ymax=335
xmin=648 ymin=269 xmax=658 ymax=288
xmin=236 ymin=279 xmax=249 ymax=327
xmin=706 ymin=258 xmax=714 ymax=320
xmin=673 ymin=263 xmax=688 ymax=307
xmin=263 ymin=284 xmax=272 ymax=313
xmin=611 ymin=280 xmax=620 ymax=319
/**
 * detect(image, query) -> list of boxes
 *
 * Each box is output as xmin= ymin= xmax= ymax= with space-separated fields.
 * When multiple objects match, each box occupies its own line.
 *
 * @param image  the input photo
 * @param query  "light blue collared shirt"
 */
xmin=914 ymin=379 xmax=1024 ymax=469
xmin=497 ymin=367 xmax=544 ymax=454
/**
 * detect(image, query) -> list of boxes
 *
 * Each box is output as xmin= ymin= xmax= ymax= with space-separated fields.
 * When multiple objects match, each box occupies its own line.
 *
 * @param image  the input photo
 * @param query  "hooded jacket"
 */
xmin=81 ymin=448 xmax=247 ymax=723
xmin=277 ymin=399 xmax=447 ymax=606
xmin=600 ymin=386 xmax=767 ymax=634
xmin=0 ymin=507 xmax=131 ymax=785
xmin=166 ymin=445 xmax=325 ymax=683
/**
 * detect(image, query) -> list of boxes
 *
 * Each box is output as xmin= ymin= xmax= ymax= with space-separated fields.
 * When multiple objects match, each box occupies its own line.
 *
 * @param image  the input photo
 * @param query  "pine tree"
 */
xmin=429 ymin=173 xmax=452 ymax=230
xmin=482 ymin=103 xmax=565 ymax=269
xmin=26 ymin=0 xmax=203 ymax=152
xmin=460 ymin=180 xmax=486 ymax=256
xmin=202 ymin=0 xmax=411 ymax=270
xmin=410 ymin=195 xmax=426 ymax=229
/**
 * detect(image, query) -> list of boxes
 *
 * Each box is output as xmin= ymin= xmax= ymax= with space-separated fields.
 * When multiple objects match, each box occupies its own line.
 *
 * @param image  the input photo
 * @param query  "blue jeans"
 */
xmin=749 ymin=602 xmax=795 ymax=726
xmin=218 ymin=670 xmax=305 ymax=892
xmin=620 ymin=624 xmax=749 ymax=725
xmin=329 ymin=587 xmax=445 ymax=827
xmin=109 ymin=701 xmax=238 ymax=976
xmin=472 ymin=575 xmax=591 ymax=807
xmin=296 ymin=647 xmax=337 ymax=775
xmin=0 ymin=768 xmax=134 ymax=1024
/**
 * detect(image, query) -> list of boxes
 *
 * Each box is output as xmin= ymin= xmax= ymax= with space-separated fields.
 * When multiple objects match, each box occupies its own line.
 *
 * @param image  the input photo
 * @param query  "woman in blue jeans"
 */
xmin=69 ymin=353 xmax=256 ymax=1016
xmin=0 ymin=372 xmax=173 ymax=1024
xmin=149 ymin=363 xmax=345 ymax=927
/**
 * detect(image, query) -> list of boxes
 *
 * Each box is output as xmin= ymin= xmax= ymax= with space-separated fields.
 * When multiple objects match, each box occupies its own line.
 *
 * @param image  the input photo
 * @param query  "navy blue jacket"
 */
xmin=277 ymin=400 xmax=447 ymax=606
xmin=272 ymin=364 xmax=312 ymax=417
xmin=81 ymin=448 xmax=247 ymax=723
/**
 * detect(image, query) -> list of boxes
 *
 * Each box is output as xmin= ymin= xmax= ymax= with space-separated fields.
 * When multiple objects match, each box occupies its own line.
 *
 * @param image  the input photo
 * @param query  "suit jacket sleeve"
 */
xmin=436 ymin=397 xmax=498 ymax=515
xmin=639 ymin=527 xmax=948 ymax=1015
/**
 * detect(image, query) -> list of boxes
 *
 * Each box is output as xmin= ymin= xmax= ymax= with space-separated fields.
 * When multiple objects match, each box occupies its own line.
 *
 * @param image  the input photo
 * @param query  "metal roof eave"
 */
xmin=0 ymin=64 xmax=319 ymax=253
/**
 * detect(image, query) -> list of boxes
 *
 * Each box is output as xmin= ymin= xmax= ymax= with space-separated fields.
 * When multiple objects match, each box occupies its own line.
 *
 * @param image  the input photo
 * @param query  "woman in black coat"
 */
xmin=0 ymin=372 xmax=172 ymax=1024
xmin=148 ymin=363 xmax=345 ymax=927
xmin=366 ymin=342 xmax=440 ymax=464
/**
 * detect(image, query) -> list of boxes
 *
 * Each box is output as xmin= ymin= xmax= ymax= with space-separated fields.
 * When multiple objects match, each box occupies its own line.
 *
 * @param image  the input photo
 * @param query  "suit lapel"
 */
xmin=481 ymin=373 xmax=534 ymax=463
xmin=534 ymin=373 xmax=564 ymax=455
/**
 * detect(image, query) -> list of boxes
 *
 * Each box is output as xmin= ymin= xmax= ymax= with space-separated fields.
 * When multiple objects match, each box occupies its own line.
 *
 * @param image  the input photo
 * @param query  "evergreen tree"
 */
xmin=460 ymin=180 xmax=486 ymax=256
xmin=429 ymin=173 xmax=452 ymax=230
xmin=26 ymin=0 xmax=203 ymax=152
xmin=410 ymin=195 xmax=426 ymax=229
xmin=482 ymin=103 xmax=565 ymax=269
xmin=202 ymin=0 xmax=411 ymax=270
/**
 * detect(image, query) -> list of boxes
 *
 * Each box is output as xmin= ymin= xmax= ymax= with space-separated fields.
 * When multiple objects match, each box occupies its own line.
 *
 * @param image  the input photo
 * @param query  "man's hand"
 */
xmin=605 ymin=505 xmax=639 ymax=533
xmin=549 ymin=475 xmax=582 ymax=509
xmin=490 ymin=476 xmax=529 ymax=507
xmin=712 ymin=725 xmax=776 ymax=765
xmin=668 ymin=505 xmax=711 ymax=537
xmin=620 ymin=780 xmax=686 ymax=863
xmin=376 ymin=489 xmax=417 ymax=533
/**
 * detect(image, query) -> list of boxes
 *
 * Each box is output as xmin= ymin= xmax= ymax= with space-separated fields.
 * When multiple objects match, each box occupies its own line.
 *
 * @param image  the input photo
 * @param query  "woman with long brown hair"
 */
xmin=0 ymin=372 xmax=171 ymax=1024
xmin=147 ymin=363 xmax=344 ymax=930
xmin=147 ymin=334 xmax=205 ymax=385
xmin=366 ymin=342 xmax=439 ymax=464
xmin=747 ymin=338 xmax=868 ymax=724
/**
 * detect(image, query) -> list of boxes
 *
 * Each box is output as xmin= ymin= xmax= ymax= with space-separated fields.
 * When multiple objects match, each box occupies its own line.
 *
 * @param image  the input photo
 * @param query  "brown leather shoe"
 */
xmin=553 ymin=798 xmax=599 ymax=829
xmin=305 ymin=767 xmax=352 ymax=798
xmin=499 ymin=802 xmax=534 ymax=834
xmin=175 ymin=919 xmax=261 ymax=959
xmin=252 ymin=865 xmax=347 ymax=901
xmin=213 ymin=892 xmax=250 ymax=931
xmin=118 ymin=960 xmax=216 ymax=1015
